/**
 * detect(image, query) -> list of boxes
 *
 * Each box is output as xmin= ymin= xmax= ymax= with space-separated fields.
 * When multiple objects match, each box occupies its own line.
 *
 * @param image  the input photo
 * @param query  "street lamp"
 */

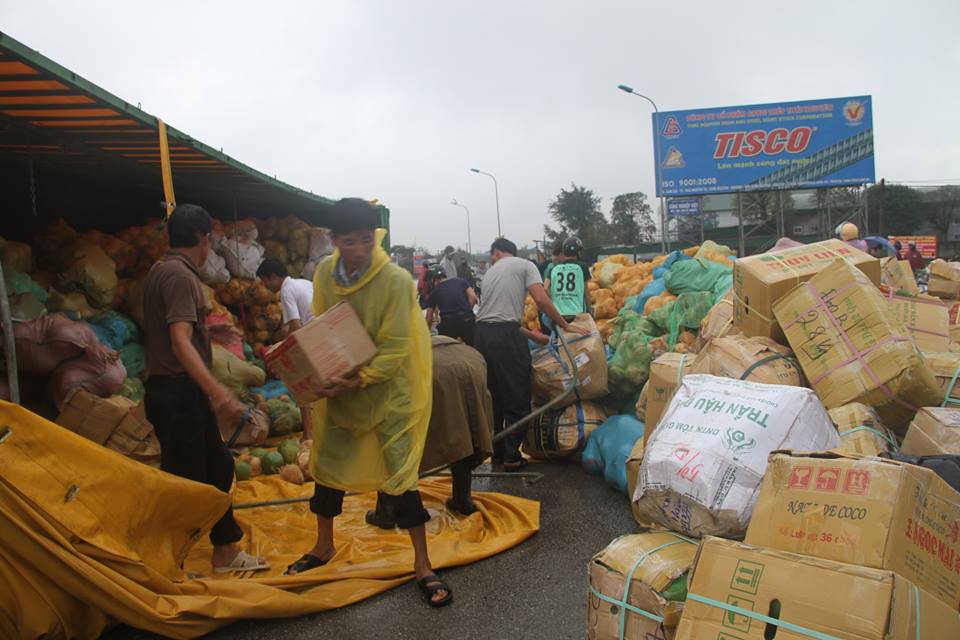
xmin=617 ymin=84 xmax=668 ymax=253
xmin=469 ymin=167 xmax=502 ymax=237
xmin=451 ymin=198 xmax=472 ymax=257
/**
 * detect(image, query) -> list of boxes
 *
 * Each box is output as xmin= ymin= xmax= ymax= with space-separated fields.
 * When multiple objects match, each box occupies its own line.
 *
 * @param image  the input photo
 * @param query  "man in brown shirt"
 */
xmin=143 ymin=204 xmax=268 ymax=573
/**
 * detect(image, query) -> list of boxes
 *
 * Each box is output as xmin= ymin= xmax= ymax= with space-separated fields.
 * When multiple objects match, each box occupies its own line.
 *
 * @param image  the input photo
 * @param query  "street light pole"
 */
xmin=617 ymin=84 xmax=668 ymax=254
xmin=470 ymin=168 xmax=502 ymax=237
xmin=451 ymin=198 xmax=472 ymax=257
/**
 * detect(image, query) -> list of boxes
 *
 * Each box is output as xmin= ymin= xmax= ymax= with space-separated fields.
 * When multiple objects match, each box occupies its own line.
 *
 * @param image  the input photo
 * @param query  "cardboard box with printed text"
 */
xmin=900 ymin=407 xmax=960 ymax=456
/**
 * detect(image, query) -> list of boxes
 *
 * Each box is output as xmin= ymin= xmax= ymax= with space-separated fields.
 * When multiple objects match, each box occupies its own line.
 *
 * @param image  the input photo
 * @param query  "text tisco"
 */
xmin=713 ymin=127 xmax=813 ymax=159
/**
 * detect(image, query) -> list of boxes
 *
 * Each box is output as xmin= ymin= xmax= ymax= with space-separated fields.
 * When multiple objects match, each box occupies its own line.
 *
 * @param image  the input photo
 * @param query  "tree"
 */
xmin=866 ymin=184 xmax=926 ymax=235
xmin=546 ymin=183 xmax=609 ymax=247
xmin=734 ymin=190 xmax=794 ymax=225
xmin=609 ymin=192 xmax=657 ymax=246
xmin=925 ymin=186 xmax=960 ymax=241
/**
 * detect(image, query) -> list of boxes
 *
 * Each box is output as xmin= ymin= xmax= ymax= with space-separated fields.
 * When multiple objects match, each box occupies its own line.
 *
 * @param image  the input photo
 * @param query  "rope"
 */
xmin=838 ymin=425 xmax=899 ymax=451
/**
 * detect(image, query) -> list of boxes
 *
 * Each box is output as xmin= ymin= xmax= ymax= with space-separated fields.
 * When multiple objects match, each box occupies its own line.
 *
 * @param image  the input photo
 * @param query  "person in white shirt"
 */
xmin=439 ymin=245 xmax=459 ymax=280
xmin=256 ymin=258 xmax=315 ymax=332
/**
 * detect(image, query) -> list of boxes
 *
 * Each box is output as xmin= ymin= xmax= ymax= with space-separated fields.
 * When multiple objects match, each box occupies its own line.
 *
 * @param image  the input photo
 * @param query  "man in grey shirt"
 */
xmin=474 ymin=237 xmax=588 ymax=470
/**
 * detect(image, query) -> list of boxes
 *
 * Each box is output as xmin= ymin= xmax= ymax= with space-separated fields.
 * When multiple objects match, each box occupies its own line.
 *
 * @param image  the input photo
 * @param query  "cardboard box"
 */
xmin=880 ymin=256 xmax=919 ymax=296
xmin=921 ymin=350 xmax=960 ymax=406
xmin=745 ymin=451 xmax=960 ymax=609
xmin=929 ymin=261 xmax=960 ymax=300
xmin=883 ymin=286 xmax=950 ymax=352
xmin=634 ymin=375 xmax=838 ymax=538
xmin=641 ymin=353 xmax=693 ymax=445
xmin=688 ymin=335 xmax=803 ymax=387
xmin=900 ymin=407 xmax=960 ymax=455
xmin=532 ymin=314 xmax=608 ymax=405
xmin=733 ymin=238 xmax=880 ymax=342
xmin=948 ymin=302 xmax=960 ymax=345
xmin=56 ymin=391 xmax=160 ymax=466
xmin=773 ymin=258 xmax=942 ymax=433
xmin=695 ymin=288 xmax=739 ymax=351
xmin=828 ymin=402 xmax=898 ymax=456
xmin=624 ymin=437 xmax=653 ymax=527
xmin=675 ymin=537 xmax=960 ymax=640
xmin=588 ymin=532 xmax=698 ymax=640
xmin=263 ymin=301 xmax=377 ymax=405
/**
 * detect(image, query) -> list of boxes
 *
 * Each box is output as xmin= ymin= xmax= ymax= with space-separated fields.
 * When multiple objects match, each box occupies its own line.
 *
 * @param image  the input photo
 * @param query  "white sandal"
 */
xmin=213 ymin=550 xmax=270 ymax=574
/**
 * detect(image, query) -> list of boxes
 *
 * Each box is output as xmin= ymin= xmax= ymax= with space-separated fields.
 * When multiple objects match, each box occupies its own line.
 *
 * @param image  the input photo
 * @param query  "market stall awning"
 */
xmin=0 ymin=31 xmax=342 ymax=228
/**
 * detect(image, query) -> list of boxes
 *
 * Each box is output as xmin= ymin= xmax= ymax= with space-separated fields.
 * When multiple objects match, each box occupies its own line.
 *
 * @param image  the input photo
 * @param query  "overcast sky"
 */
xmin=3 ymin=1 xmax=958 ymax=252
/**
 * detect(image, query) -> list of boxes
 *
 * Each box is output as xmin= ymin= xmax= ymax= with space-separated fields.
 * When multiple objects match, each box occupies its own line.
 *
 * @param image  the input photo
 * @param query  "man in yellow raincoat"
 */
xmin=285 ymin=199 xmax=451 ymax=607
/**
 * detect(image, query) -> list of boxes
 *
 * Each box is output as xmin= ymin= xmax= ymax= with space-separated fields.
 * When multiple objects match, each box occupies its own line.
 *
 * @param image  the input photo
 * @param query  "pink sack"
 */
xmin=50 ymin=350 xmax=126 ymax=410
xmin=13 ymin=313 xmax=101 ymax=374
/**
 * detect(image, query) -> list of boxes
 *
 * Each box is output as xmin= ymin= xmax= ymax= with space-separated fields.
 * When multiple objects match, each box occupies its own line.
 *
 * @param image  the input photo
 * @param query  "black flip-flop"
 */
xmin=503 ymin=458 xmax=529 ymax=472
xmin=284 ymin=553 xmax=329 ymax=575
xmin=417 ymin=574 xmax=453 ymax=608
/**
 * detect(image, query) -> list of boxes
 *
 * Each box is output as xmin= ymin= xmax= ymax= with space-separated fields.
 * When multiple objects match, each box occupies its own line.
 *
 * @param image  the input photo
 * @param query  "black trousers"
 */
xmin=145 ymin=374 xmax=243 ymax=547
xmin=474 ymin=321 xmax=532 ymax=463
xmin=437 ymin=311 xmax=476 ymax=346
xmin=311 ymin=484 xmax=430 ymax=529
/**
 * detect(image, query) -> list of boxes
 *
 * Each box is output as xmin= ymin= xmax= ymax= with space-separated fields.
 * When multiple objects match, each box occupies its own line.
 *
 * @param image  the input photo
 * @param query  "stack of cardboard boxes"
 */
xmin=590 ymin=239 xmax=960 ymax=639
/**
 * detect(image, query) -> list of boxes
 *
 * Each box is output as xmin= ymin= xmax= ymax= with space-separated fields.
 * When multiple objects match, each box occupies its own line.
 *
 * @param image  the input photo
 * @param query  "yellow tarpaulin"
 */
xmin=0 ymin=402 xmax=540 ymax=639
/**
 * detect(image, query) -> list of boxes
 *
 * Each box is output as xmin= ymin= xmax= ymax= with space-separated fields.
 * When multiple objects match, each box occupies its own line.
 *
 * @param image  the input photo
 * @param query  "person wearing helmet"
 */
xmin=426 ymin=264 xmax=478 ymax=345
xmin=543 ymin=237 xmax=592 ymax=324
xmin=836 ymin=222 xmax=869 ymax=253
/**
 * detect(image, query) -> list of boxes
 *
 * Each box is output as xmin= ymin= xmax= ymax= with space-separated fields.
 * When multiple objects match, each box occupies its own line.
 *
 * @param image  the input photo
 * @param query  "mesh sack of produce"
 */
xmin=633 ymin=278 xmax=666 ymax=314
xmin=531 ymin=314 xmax=607 ymax=403
xmin=608 ymin=330 xmax=656 ymax=399
xmin=634 ymin=374 xmax=839 ymax=538
xmin=87 ymin=232 xmax=137 ymax=275
xmin=592 ymin=296 xmax=619 ymax=321
xmin=10 ymin=293 xmax=46 ymax=322
xmin=59 ymin=243 xmax=118 ymax=309
xmin=522 ymin=400 xmax=609 ymax=460
xmin=773 ymin=258 xmax=942 ymax=434
xmin=608 ymin=309 xmax=659 ymax=351
xmin=828 ymin=402 xmax=898 ymax=456
xmin=587 ymin=531 xmax=697 ymax=640
xmin=120 ymin=343 xmax=145 ymax=380
xmin=262 ymin=240 xmax=289 ymax=265
xmin=87 ymin=311 xmax=139 ymax=351
xmin=0 ymin=237 xmax=34 ymax=273
xmin=219 ymin=239 xmax=264 ymax=279
xmin=4 ymin=268 xmax=47 ymax=303
xmin=693 ymin=240 xmax=735 ymax=262
xmin=33 ymin=219 xmax=79 ymax=270
xmin=662 ymin=258 xmax=732 ymax=296
xmin=50 ymin=350 xmax=127 ymax=411
xmin=662 ymin=292 xmax=714 ymax=346
xmin=597 ymin=262 xmax=624 ymax=289
xmin=261 ymin=398 xmax=302 ymax=436
xmin=13 ymin=313 xmax=101 ymax=374
xmin=117 ymin=377 xmax=145 ymax=404
xmin=212 ymin=345 xmax=266 ymax=396
xmin=688 ymin=335 xmax=804 ymax=387
xmin=581 ymin=414 xmax=646 ymax=493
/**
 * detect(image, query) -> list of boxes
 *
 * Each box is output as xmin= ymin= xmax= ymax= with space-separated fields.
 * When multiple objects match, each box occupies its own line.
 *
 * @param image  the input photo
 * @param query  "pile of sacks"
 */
xmin=587 ymin=237 xmax=960 ymax=639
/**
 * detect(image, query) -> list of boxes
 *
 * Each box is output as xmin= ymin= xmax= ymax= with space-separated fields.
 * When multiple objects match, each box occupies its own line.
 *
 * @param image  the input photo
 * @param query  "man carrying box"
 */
xmin=285 ymin=199 xmax=451 ymax=608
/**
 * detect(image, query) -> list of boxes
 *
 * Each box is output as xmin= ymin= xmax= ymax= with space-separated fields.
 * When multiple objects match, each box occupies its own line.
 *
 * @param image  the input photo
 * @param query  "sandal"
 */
xmin=446 ymin=497 xmax=477 ymax=516
xmin=503 ymin=458 xmax=529 ymax=472
xmin=417 ymin=574 xmax=453 ymax=608
xmin=213 ymin=550 xmax=270 ymax=574
xmin=284 ymin=553 xmax=330 ymax=575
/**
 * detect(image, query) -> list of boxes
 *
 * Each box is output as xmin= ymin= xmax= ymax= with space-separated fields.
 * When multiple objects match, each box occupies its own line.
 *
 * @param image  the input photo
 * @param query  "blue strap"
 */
xmin=839 ymin=425 xmax=899 ymax=451
xmin=687 ymin=593 xmax=842 ymax=640
xmin=575 ymin=401 xmax=586 ymax=446
xmin=598 ymin=532 xmax=697 ymax=640
xmin=588 ymin=585 xmax=664 ymax=624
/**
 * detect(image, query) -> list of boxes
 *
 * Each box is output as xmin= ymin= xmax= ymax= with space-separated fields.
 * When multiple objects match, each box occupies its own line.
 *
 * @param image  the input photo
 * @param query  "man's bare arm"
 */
xmin=169 ymin=322 xmax=245 ymax=425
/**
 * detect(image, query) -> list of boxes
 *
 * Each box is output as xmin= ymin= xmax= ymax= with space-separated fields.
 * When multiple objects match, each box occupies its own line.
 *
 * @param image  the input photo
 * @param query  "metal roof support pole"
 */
xmin=26 ymin=143 xmax=37 ymax=217
xmin=158 ymin=118 xmax=176 ymax=218
xmin=0 ymin=261 xmax=20 ymax=404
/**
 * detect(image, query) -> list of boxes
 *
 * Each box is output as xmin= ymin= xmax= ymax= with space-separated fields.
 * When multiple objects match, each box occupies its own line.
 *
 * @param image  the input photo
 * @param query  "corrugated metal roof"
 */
xmin=0 ymin=31 xmax=341 ymax=226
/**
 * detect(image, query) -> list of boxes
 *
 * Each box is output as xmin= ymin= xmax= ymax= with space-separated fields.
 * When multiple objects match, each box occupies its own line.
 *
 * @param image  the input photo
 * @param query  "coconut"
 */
xmin=249 ymin=457 xmax=262 ymax=477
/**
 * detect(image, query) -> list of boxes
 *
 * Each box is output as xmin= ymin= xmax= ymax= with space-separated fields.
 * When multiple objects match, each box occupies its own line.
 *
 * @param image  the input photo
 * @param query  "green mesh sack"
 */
xmin=665 ymin=292 xmax=714 ymax=345
xmin=4 ymin=268 xmax=47 ymax=303
xmin=608 ymin=330 xmax=655 ymax=398
xmin=120 ymin=343 xmax=146 ymax=379
xmin=117 ymin=377 xmax=145 ymax=403
xmin=663 ymin=258 xmax=732 ymax=295
xmin=712 ymin=271 xmax=733 ymax=303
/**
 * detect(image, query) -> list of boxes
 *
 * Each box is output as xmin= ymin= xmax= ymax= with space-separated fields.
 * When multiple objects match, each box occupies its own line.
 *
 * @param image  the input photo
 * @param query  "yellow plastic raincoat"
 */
xmin=309 ymin=230 xmax=432 ymax=495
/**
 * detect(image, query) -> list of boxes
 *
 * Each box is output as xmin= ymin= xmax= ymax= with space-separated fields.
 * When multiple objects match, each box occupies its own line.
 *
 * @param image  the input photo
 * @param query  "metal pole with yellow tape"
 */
xmin=158 ymin=118 xmax=176 ymax=218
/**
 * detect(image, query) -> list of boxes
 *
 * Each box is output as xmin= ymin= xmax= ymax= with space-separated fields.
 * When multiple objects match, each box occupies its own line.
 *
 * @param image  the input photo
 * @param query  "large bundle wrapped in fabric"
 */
xmin=50 ymin=350 xmax=127 ymax=411
xmin=828 ymin=402 xmax=898 ymax=456
xmin=688 ymin=335 xmax=804 ymax=387
xmin=587 ymin=532 xmax=697 ymax=640
xmin=523 ymin=400 xmax=608 ymax=461
xmin=582 ymin=415 xmax=646 ymax=494
xmin=13 ymin=314 xmax=101 ymax=374
xmin=531 ymin=314 xmax=607 ymax=404
xmin=198 ymin=244 xmax=230 ymax=285
xmin=773 ymin=258 xmax=942 ymax=434
xmin=634 ymin=374 xmax=838 ymax=538
xmin=58 ymin=243 xmax=118 ymax=309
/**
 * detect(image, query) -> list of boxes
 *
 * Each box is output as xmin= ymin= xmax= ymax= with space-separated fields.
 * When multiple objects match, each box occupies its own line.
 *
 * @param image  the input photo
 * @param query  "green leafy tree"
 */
xmin=867 ymin=184 xmax=926 ymax=235
xmin=546 ymin=183 xmax=609 ymax=247
xmin=925 ymin=186 xmax=960 ymax=241
xmin=609 ymin=192 xmax=657 ymax=246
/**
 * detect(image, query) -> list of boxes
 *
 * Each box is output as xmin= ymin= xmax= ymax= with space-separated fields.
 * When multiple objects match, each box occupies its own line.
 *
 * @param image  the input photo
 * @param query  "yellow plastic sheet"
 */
xmin=309 ymin=227 xmax=433 ymax=495
xmin=0 ymin=402 xmax=540 ymax=639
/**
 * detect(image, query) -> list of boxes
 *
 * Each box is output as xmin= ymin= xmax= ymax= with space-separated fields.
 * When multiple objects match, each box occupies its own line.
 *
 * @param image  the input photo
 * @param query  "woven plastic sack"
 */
xmin=59 ymin=243 xmax=118 ymax=308
xmin=198 ymin=249 xmax=230 ymax=285
xmin=14 ymin=314 xmax=101 ymax=374
xmin=712 ymin=271 xmax=733 ymax=303
xmin=523 ymin=400 xmax=609 ymax=461
xmin=598 ymin=263 xmax=624 ymax=289
xmin=219 ymin=240 xmax=265 ymax=279
xmin=87 ymin=311 xmax=138 ymax=351
xmin=581 ymin=415 xmax=646 ymax=493
xmin=4 ymin=268 xmax=47 ymax=303
xmin=212 ymin=345 xmax=266 ymax=396
xmin=663 ymin=259 xmax=732 ymax=295
xmin=10 ymin=293 xmax=47 ymax=322
xmin=50 ymin=350 xmax=126 ymax=410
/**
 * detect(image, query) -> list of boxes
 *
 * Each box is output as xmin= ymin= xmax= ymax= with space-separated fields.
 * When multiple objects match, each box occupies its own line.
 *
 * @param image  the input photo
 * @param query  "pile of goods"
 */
xmin=234 ymin=437 xmax=311 ymax=485
xmin=580 ymin=238 xmax=960 ymax=639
